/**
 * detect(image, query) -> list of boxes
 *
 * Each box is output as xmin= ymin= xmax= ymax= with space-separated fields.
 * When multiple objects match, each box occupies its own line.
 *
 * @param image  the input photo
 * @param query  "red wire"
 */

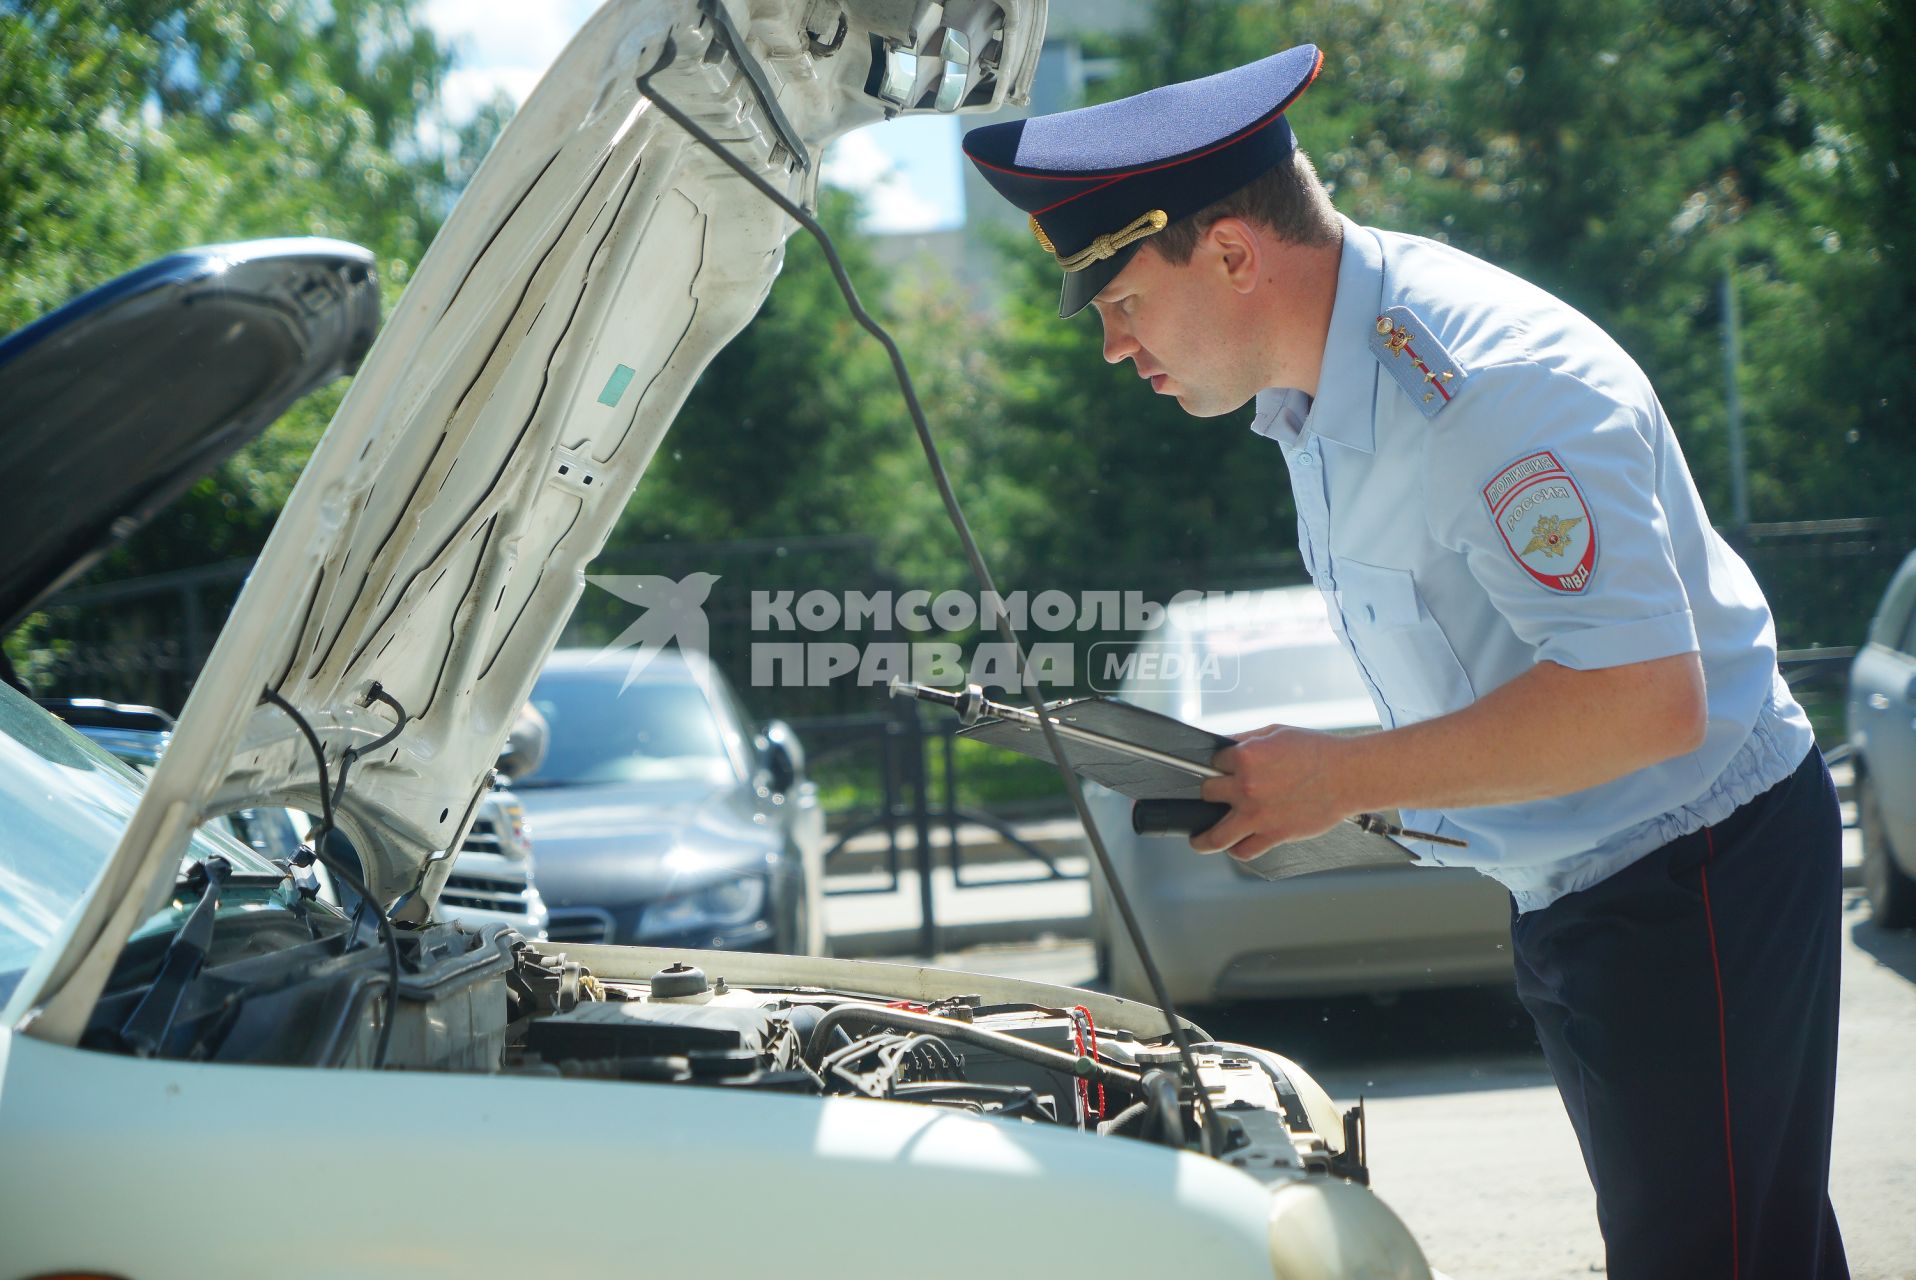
xmin=1073 ymin=1005 xmax=1106 ymax=1120
xmin=1069 ymin=1014 xmax=1089 ymax=1121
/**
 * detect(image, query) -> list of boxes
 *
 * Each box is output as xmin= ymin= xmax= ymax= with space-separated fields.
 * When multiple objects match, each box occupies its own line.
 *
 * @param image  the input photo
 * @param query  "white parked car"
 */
xmin=0 ymin=4 xmax=1435 ymax=1276
xmin=1087 ymin=587 xmax=1513 ymax=1004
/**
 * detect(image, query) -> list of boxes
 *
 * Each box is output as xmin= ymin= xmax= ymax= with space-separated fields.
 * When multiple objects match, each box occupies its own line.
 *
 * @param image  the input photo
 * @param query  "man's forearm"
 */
xmin=1194 ymin=651 xmax=1709 ymax=857
xmin=1334 ymin=652 xmax=1709 ymax=814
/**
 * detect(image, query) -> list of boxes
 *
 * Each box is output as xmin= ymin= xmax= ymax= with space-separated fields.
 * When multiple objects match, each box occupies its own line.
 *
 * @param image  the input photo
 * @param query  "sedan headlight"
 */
xmin=636 ymin=875 xmax=769 ymax=941
xmin=1267 ymin=1179 xmax=1431 ymax=1279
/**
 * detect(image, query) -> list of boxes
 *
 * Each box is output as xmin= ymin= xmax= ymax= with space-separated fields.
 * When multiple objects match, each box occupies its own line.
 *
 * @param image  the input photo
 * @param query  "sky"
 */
xmin=423 ymin=0 xmax=965 ymax=233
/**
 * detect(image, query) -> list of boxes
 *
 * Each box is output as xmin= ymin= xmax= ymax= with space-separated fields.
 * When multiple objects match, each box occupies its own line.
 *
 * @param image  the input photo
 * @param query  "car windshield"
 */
xmin=519 ymin=671 xmax=737 ymax=787
xmin=1202 ymin=638 xmax=1370 ymax=718
xmin=0 ymin=682 xmax=279 ymax=1008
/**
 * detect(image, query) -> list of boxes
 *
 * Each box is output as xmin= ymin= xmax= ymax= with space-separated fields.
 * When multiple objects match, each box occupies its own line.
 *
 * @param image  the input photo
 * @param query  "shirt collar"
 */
xmin=1247 ymin=215 xmax=1386 ymax=454
xmin=1250 ymin=387 xmax=1312 ymax=447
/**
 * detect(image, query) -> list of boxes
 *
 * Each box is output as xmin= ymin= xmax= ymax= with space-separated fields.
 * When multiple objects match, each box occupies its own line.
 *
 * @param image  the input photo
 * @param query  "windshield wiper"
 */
xmin=118 ymin=855 xmax=233 ymax=1056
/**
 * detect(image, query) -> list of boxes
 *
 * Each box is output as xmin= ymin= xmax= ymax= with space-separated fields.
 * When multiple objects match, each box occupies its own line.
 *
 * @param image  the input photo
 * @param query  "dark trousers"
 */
xmin=1511 ymin=747 xmax=1849 ymax=1280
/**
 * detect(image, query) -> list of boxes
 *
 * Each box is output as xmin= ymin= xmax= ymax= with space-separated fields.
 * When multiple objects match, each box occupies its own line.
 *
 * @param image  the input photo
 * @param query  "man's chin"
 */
xmin=1172 ymin=387 xmax=1254 ymax=419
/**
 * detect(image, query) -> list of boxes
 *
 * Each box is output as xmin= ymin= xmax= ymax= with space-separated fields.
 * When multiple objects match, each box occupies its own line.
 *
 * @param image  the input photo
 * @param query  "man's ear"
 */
xmin=1205 ymin=216 xmax=1262 ymax=294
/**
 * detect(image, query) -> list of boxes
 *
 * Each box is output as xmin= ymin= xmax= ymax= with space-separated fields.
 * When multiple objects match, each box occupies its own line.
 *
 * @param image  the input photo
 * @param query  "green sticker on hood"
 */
xmin=598 ymin=363 xmax=637 ymax=407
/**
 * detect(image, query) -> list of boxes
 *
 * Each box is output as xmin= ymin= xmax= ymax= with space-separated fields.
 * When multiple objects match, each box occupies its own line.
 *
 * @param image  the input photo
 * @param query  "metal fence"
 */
xmin=18 ymin=525 xmax=1902 ymax=715
xmin=1736 ymin=518 xmax=1906 ymax=652
xmin=13 ymin=558 xmax=253 ymax=710
xmin=802 ymin=701 xmax=1079 ymax=956
xmin=14 ymin=523 xmax=1908 ymax=953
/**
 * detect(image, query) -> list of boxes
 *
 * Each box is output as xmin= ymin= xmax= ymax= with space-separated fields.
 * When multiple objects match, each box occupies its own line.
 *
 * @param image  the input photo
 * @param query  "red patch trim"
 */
xmin=1701 ymin=828 xmax=1743 ymax=1280
xmin=1484 ymin=451 xmax=1596 ymax=593
xmin=1401 ymin=338 xmax=1451 ymax=402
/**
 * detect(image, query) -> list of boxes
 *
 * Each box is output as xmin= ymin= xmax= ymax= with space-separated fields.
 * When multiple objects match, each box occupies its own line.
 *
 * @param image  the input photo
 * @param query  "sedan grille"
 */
xmin=439 ymin=872 xmax=536 ymax=917
xmin=461 ymin=815 xmax=503 ymax=856
xmin=545 ymin=908 xmax=615 ymax=944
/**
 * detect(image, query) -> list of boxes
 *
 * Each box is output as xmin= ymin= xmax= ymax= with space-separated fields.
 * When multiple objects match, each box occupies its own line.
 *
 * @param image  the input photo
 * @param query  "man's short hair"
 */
xmin=1150 ymin=149 xmax=1339 ymax=263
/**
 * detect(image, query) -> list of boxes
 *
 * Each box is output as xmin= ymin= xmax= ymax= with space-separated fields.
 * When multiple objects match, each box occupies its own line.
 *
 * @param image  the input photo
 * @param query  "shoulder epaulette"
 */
xmin=1369 ymin=305 xmax=1466 ymax=420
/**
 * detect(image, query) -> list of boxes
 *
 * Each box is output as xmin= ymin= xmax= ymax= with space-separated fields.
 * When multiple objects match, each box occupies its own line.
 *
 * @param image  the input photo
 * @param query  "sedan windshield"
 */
xmin=0 ymin=682 xmax=277 ymax=1008
xmin=519 ymin=672 xmax=737 ymax=788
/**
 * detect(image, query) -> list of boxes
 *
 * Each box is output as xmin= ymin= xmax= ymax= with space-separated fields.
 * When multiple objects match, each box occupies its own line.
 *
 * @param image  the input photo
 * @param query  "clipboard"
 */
xmin=956 ymin=696 xmax=1421 ymax=882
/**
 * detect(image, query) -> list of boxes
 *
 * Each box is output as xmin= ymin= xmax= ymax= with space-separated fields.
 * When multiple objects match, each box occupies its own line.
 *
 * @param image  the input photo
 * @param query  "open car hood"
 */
xmin=17 ymin=0 xmax=1046 ymax=1043
xmin=0 ymin=239 xmax=379 ymax=630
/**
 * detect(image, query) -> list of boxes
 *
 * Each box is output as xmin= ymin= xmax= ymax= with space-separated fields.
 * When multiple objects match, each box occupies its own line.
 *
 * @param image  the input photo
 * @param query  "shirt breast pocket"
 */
xmin=1334 ymin=558 xmax=1475 ymax=724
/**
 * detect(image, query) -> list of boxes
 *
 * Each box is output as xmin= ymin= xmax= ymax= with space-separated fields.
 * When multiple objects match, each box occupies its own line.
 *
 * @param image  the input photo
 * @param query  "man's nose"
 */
xmin=1102 ymin=318 xmax=1138 ymax=365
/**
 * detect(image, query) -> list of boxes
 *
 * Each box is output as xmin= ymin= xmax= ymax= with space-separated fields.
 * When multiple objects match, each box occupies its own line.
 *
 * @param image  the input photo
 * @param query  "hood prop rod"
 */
xmin=638 ymin=53 xmax=1223 ymax=1151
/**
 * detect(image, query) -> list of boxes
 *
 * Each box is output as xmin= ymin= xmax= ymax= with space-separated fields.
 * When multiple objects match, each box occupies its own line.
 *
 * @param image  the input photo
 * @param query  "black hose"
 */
xmin=330 ymin=681 xmax=409 ymax=813
xmin=1138 ymin=1068 xmax=1186 ymax=1149
xmin=891 ymin=1081 xmax=1050 ymax=1119
xmin=637 ymin=45 xmax=1221 ymax=1154
xmin=1096 ymin=1099 xmax=1151 ymax=1137
xmin=261 ymin=687 xmax=401 ymax=1069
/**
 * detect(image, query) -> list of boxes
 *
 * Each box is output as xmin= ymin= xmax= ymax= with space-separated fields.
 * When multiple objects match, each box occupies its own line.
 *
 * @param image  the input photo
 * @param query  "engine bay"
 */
xmin=506 ymin=935 xmax=1370 ymax=1186
xmin=81 ymin=903 xmax=1366 ymax=1187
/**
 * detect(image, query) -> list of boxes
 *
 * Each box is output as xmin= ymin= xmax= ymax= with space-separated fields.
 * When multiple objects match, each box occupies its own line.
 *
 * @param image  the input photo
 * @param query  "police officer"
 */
xmin=964 ymin=45 xmax=1847 ymax=1280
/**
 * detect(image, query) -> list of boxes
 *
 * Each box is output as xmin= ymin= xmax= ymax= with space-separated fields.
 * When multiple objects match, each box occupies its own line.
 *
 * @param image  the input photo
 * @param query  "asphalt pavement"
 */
xmin=849 ymin=820 xmax=1910 ymax=1279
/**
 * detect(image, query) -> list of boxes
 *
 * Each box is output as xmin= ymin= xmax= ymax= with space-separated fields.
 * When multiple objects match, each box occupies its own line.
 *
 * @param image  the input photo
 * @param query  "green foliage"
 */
xmin=0 ymin=0 xmax=482 ymax=575
xmin=1737 ymin=0 xmax=1914 ymax=518
xmin=6 ymin=0 xmax=1910 ymax=665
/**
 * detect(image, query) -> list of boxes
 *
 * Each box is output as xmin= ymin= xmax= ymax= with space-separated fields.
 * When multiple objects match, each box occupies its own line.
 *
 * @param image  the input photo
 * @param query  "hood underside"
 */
xmin=0 ymin=239 xmax=378 ymax=630
xmin=17 ymin=0 xmax=1046 ymax=1043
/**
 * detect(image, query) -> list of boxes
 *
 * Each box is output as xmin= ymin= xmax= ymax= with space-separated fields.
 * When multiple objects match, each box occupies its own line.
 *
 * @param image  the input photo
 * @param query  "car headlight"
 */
xmin=498 ymin=800 xmax=532 ymax=859
xmin=636 ymin=875 xmax=768 ymax=941
xmin=1266 ymin=1179 xmax=1431 ymax=1279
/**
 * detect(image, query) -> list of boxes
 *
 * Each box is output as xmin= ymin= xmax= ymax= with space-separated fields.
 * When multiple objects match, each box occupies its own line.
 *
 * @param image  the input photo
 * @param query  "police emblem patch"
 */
xmin=1483 ymin=451 xmax=1596 ymax=592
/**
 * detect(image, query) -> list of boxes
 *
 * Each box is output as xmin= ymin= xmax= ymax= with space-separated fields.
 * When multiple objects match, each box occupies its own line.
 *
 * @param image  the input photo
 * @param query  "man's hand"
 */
xmin=1191 ymin=725 xmax=1357 ymax=860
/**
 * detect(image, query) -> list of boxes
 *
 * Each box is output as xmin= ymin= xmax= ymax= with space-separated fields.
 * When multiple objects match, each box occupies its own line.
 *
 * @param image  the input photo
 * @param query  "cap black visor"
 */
xmin=1057 ymin=243 xmax=1144 ymax=318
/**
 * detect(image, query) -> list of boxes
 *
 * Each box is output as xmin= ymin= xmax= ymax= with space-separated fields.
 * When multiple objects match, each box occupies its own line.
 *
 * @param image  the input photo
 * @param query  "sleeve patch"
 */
xmin=1483 ymin=451 xmax=1598 ymax=593
xmin=1369 ymin=306 xmax=1467 ymax=419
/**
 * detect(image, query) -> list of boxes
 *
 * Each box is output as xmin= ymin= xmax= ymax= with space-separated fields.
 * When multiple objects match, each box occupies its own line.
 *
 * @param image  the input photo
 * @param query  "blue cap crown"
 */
xmin=963 ymin=45 xmax=1323 ymax=316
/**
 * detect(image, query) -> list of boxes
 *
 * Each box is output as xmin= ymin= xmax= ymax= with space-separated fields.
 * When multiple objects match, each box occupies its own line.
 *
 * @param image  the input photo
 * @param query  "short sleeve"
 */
xmin=1422 ymin=363 xmax=1699 ymax=671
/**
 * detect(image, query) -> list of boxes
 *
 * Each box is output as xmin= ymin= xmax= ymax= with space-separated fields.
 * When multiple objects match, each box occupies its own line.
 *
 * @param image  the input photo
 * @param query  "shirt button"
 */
xmin=1295 ymin=452 xmax=1316 ymax=466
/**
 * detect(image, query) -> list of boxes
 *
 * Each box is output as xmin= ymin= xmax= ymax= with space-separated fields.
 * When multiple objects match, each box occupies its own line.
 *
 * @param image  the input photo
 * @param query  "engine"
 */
xmin=503 ymin=944 xmax=1369 ymax=1183
xmin=82 ymin=907 xmax=1365 ymax=1186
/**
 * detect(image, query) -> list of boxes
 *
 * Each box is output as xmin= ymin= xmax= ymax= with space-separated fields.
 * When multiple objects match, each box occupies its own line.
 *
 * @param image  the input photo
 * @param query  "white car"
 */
xmin=0 ymin=4 xmax=1433 ymax=1276
xmin=1087 ymin=587 xmax=1513 ymax=1004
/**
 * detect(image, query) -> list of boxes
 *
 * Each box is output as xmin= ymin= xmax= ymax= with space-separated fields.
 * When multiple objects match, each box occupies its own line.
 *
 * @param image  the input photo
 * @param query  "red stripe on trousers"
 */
xmin=1701 ymin=826 xmax=1742 ymax=1279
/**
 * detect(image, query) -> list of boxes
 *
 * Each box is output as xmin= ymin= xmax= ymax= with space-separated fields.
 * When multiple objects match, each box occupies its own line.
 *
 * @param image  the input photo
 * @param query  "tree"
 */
xmin=1738 ymin=0 xmax=1913 ymax=520
xmin=0 ymin=0 xmax=470 ymax=575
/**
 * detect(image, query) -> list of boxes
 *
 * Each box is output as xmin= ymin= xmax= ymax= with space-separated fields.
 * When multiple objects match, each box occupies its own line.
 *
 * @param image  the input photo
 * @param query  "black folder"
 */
xmin=956 ymin=696 xmax=1419 ymax=881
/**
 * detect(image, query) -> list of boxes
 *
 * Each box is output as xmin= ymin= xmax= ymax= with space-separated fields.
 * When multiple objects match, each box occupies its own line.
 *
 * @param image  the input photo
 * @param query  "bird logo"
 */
xmin=585 ymin=572 xmax=721 ymax=692
xmin=1521 ymin=514 xmax=1584 ymax=559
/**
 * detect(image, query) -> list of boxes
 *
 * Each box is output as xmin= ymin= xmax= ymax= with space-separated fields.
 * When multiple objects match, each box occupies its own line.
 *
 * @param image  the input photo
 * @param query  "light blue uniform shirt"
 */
xmin=1254 ymin=216 xmax=1815 ymax=911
